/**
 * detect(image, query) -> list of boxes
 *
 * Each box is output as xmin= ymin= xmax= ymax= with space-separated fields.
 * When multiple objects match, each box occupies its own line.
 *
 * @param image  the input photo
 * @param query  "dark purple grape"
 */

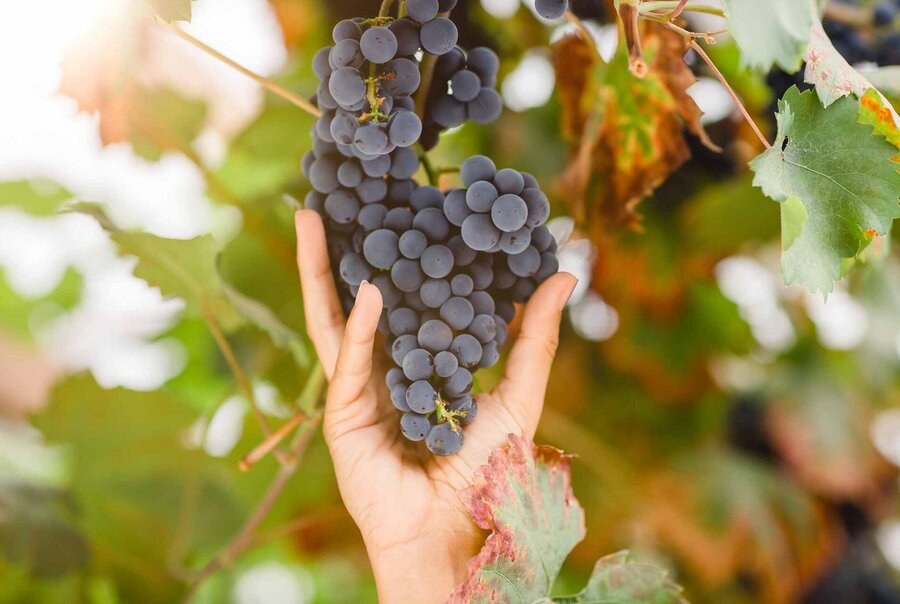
xmin=333 ymin=19 xmax=362 ymax=42
xmin=469 ymin=314 xmax=497 ymax=343
xmin=399 ymin=229 xmax=428 ymax=259
xmin=413 ymin=207 xmax=451 ymax=242
xmin=535 ymin=0 xmax=568 ymax=20
xmin=389 ymin=110 xmax=422 ymax=147
xmin=420 ymin=18 xmax=459 ymax=55
xmin=357 ymin=203 xmax=388 ymax=231
xmin=372 ymin=273 xmax=403 ymax=306
xmin=325 ymin=190 xmax=360 ymax=224
xmin=494 ymin=168 xmax=525 ymax=194
xmin=401 ymin=411 xmax=431 ymax=440
xmin=391 ymin=384 xmax=412 ymax=411
xmin=508 ymin=246 xmax=541 ymax=277
xmin=434 ymin=350 xmax=459 ymax=378
xmin=468 ymin=290 xmax=495 ymax=315
xmin=406 ymin=380 xmax=438 ymax=413
xmin=389 ymin=307 xmax=420 ymax=336
xmin=522 ymin=188 xmax=551 ymax=227
xmin=426 ymin=422 xmax=463 ymax=455
xmin=390 ymin=18 xmax=422 ymax=56
xmin=460 ymin=155 xmax=497 ymax=186
xmin=479 ymin=340 xmax=500 ymax=368
xmin=451 ymin=274 xmax=474 ymax=297
xmin=339 ymin=252 xmax=371 ymax=286
xmin=392 ymin=333 xmax=419 ymax=365
xmin=410 ymin=186 xmax=445 ymax=212
xmin=467 ymin=88 xmax=503 ymax=124
xmin=450 ymin=333 xmax=482 ymax=368
xmin=442 ymin=367 xmax=473 ymax=398
xmin=402 ymin=348 xmax=434 ymax=380
xmin=466 ymin=180 xmax=499 ymax=212
xmin=420 ymin=244 xmax=454 ymax=278
xmin=418 ymin=318 xmax=453 ymax=352
xmin=440 ymin=296 xmax=475 ymax=330
xmin=407 ymin=0 xmax=439 ymax=23
xmin=363 ymin=228 xmax=400 ymax=269
xmin=491 ymin=194 xmax=528 ymax=232
xmin=329 ymin=68 xmax=367 ymax=108
xmin=450 ymin=69 xmax=481 ymax=102
xmin=391 ymin=258 xmax=425 ymax=292
xmin=360 ymin=26 xmax=399 ymax=63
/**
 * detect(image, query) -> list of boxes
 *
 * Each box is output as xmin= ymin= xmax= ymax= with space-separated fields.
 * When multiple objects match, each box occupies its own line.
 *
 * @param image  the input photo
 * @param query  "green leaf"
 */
xmin=108 ymin=227 xmax=238 ymax=327
xmin=561 ymin=551 xmax=685 ymax=603
xmin=0 ymin=180 xmax=73 ymax=216
xmin=144 ymin=0 xmax=193 ymax=22
xmin=34 ymin=374 xmax=245 ymax=602
xmin=725 ymin=0 xmax=815 ymax=72
xmin=749 ymin=87 xmax=900 ymax=294
xmin=803 ymin=21 xmax=870 ymax=107
xmin=218 ymin=257 xmax=311 ymax=368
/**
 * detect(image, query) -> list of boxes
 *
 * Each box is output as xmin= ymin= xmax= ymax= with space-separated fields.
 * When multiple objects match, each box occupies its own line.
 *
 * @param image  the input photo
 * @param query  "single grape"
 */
xmin=508 ymin=245 xmax=541 ymax=277
xmin=493 ymin=264 xmax=517 ymax=289
xmin=407 ymin=0 xmax=439 ymax=23
xmin=389 ymin=110 xmax=423 ymax=147
xmin=442 ymin=367 xmax=473 ymax=398
xmin=426 ymin=422 xmax=463 ymax=455
xmin=363 ymin=228 xmax=400 ymax=269
xmin=533 ymin=251 xmax=560 ymax=282
xmin=387 ymin=366 xmax=405 ymax=388
xmin=450 ymin=69 xmax=482 ymax=102
xmin=325 ymin=190 xmax=360 ymax=224
xmin=337 ymin=160 xmax=364 ymax=187
xmin=360 ymin=26 xmax=399 ymax=63
xmin=406 ymin=380 xmax=438 ymax=413
xmin=309 ymin=156 xmax=341 ymax=193
xmin=466 ymin=47 xmax=499 ymax=85
xmin=389 ymin=147 xmax=419 ymax=179
xmin=402 ymin=348 xmax=434 ymax=381
xmin=401 ymin=412 xmax=431 ymax=441
xmin=466 ymin=180 xmax=499 ymax=213
xmin=391 ymin=258 xmax=425 ymax=292
xmin=329 ymin=67 xmax=367 ymax=108
xmin=420 ymin=18 xmax=459 ymax=55
xmin=469 ymin=314 xmax=497 ymax=343
xmin=333 ymin=18 xmax=362 ymax=42
xmin=521 ymin=172 xmax=539 ymax=189
xmin=448 ymin=235 xmax=478 ymax=266
xmin=339 ymin=252 xmax=372 ymax=286
xmin=382 ymin=58 xmax=421 ymax=97
xmin=468 ymin=290 xmax=495 ymax=316
xmin=372 ymin=273 xmax=403 ymax=306
xmin=460 ymin=155 xmax=497 ymax=186
xmin=434 ymin=350 xmax=460 ymax=378
xmin=361 ymin=155 xmax=391 ymax=177
xmin=356 ymin=177 xmax=389 ymax=204
xmin=329 ymin=39 xmax=364 ymax=69
xmin=479 ymin=339 xmax=500 ymax=368
xmin=491 ymin=194 xmax=528 ymax=232
xmin=530 ymin=223 xmax=554 ymax=251
xmin=389 ymin=307 xmax=420 ymax=336
xmin=392 ymin=333 xmax=419 ymax=365
xmin=304 ymin=190 xmax=325 ymax=215
xmin=535 ymin=0 xmax=568 ymax=20
xmin=391 ymin=383 xmax=412 ymax=411
xmin=450 ymin=274 xmax=474 ymax=297
xmin=312 ymin=46 xmax=334 ymax=80
xmin=420 ymin=244 xmax=454 ymax=278
xmin=450 ymin=333 xmax=482 ymax=368
xmin=330 ymin=112 xmax=359 ymax=145
xmin=440 ymin=296 xmax=475 ymax=330
xmin=510 ymin=276 xmax=537 ymax=301
xmin=499 ymin=227 xmax=532 ymax=254
xmin=354 ymin=123 xmax=390 ymax=155
xmin=390 ymin=17 xmax=422 ymax=56
xmin=357 ymin=203 xmax=388 ymax=231
xmin=522 ymin=188 xmax=551 ymax=227
xmin=466 ymin=87 xmax=503 ymax=124
xmin=410 ymin=186 xmax=445 ymax=212
xmin=413 ymin=207 xmax=451 ymax=242
xmin=461 ymin=214 xmax=500 ymax=252
xmin=443 ymin=188 xmax=471 ymax=226
xmin=430 ymin=94 xmax=467 ymax=128
xmin=383 ymin=207 xmax=414 ymax=232
xmin=418 ymin=318 xmax=453 ymax=352
xmin=494 ymin=168 xmax=525 ymax=194
xmin=399 ymin=229 xmax=428 ymax=259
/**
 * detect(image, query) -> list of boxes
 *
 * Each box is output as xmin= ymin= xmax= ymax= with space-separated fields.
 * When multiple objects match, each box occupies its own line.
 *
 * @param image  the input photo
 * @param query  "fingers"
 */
xmin=326 ymin=281 xmax=383 ymax=416
xmin=295 ymin=210 xmax=346 ymax=379
xmin=495 ymin=272 xmax=577 ymax=436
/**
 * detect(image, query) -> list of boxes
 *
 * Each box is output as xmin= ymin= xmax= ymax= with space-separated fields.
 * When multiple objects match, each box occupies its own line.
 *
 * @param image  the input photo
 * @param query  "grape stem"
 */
xmin=563 ymin=11 xmax=600 ymax=58
xmin=689 ymin=40 xmax=771 ymax=149
xmin=239 ymin=408 xmax=313 ymax=471
xmin=378 ymin=0 xmax=395 ymax=18
xmin=638 ymin=1 xmax=725 ymax=18
xmin=156 ymin=18 xmax=321 ymax=118
xmin=200 ymin=299 xmax=293 ymax=466
xmin=414 ymin=8 xmax=452 ymax=122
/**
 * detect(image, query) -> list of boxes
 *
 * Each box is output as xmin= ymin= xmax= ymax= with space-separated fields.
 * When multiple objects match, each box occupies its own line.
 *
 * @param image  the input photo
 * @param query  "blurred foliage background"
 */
xmin=0 ymin=0 xmax=899 ymax=602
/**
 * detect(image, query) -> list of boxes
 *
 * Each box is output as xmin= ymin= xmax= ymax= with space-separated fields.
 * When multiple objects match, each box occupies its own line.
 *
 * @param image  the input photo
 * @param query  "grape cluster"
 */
xmin=303 ymin=10 xmax=558 ymax=456
xmin=419 ymin=46 xmax=502 ymax=150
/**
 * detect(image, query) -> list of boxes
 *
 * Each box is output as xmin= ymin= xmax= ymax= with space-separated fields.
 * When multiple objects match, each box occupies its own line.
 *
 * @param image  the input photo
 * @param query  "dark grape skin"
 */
xmin=461 ymin=155 xmax=497 ymax=186
xmin=426 ymin=422 xmax=463 ymax=455
xmin=401 ymin=412 xmax=431 ymax=441
xmin=390 ymin=18 xmax=422 ymax=57
xmin=406 ymin=380 xmax=438 ymax=413
xmin=420 ymin=18 xmax=459 ymax=55
xmin=407 ymin=0 xmax=439 ymax=23
xmin=535 ymin=0 xmax=569 ymax=20
xmin=360 ymin=26 xmax=399 ymax=64
xmin=403 ymin=348 xmax=434 ymax=381
xmin=434 ymin=350 xmax=459 ymax=378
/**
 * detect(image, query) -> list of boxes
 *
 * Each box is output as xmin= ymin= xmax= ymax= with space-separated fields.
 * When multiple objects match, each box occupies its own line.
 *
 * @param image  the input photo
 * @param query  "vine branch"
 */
xmin=200 ymin=300 xmax=291 ymax=465
xmin=563 ymin=11 xmax=600 ymax=58
xmin=156 ymin=18 xmax=321 ymax=118
xmin=182 ymin=415 xmax=322 ymax=602
xmin=689 ymin=40 xmax=771 ymax=149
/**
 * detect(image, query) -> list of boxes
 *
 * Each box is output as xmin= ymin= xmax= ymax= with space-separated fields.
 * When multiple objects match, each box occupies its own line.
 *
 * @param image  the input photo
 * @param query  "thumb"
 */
xmin=494 ymin=272 xmax=577 ymax=437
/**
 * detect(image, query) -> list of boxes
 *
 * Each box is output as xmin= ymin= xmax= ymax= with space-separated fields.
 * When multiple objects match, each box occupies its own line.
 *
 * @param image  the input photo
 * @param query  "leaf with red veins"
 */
xmin=445 ymin=434 xmax=584 ymax=604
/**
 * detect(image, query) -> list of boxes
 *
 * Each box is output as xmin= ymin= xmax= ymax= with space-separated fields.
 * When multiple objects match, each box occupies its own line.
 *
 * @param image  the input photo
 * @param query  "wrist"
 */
xmin=366 ymin=529 xmax=481 ymax=604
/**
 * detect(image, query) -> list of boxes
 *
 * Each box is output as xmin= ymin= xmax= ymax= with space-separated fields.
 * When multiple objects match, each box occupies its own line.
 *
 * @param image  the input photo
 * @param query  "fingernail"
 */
xmin=356 ymin=280 xmax=370 ymax=304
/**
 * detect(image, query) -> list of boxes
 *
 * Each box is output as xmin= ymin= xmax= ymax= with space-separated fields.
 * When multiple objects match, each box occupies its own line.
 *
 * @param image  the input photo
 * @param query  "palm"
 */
xmin=295 ymin=209 xmax=575 ymax=594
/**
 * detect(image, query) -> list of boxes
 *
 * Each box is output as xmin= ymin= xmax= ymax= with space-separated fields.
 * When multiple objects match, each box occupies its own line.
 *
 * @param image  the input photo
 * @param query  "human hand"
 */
xmin=295 ymin=209 xmax=576 ymax=603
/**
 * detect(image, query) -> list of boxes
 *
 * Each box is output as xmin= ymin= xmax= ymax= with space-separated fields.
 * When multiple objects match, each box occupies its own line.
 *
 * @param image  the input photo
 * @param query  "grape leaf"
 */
xmin=559 ymin=552 xmax=685 ymax=603
xmin=859 ymin=88 xmax=900 ymax=151
xmin=446 ymin=434 xmax=684 ymax=604
xmin=725 ymin=0 xmax=815 ymax=72
xmin=803 ymin=20 xmax=870 ymax=107
xmin=446 ymin=435 xmax=583 ymax=603
xmin=218 ymin=257 xmax=312 ymax=368
xmin=749 ymin=87 xmax=900 ymax=294
xmin=0 ymin=180 xmax=73 ymax=216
